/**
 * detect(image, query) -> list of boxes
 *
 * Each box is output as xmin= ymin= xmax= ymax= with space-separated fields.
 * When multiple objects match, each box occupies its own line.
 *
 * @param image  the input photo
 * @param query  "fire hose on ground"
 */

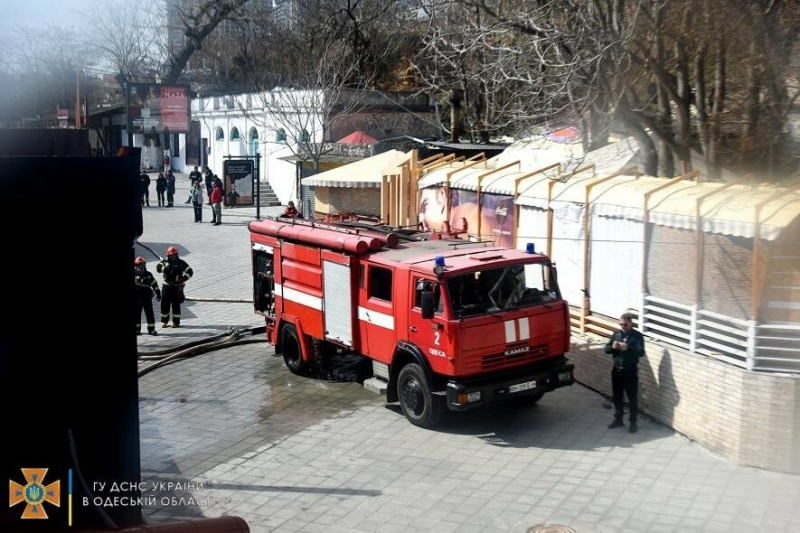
xmin=137 ymin=325 xmax=267 ymax=378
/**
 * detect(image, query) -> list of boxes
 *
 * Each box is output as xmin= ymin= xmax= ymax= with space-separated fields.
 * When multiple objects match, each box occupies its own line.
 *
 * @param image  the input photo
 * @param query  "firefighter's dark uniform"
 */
xmin=135 ymin=268 xmax=161 ymax=335
xmin=156 ymin=256 xmax=193 ymax=327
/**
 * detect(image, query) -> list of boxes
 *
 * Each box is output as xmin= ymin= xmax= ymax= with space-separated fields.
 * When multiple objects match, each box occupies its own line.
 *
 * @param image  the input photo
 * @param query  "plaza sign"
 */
xmin=126 ymin=84 xmax=191 ymax=134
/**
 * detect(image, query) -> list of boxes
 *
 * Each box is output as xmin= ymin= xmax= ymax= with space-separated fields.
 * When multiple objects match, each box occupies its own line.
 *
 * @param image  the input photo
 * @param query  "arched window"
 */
xmin=230 ymin=126 xmax=240 ymax=141
xmin=299 ymin=129 xmax=310 ymax=143
xmin=249 ymin=127 xmax=259 ymax=156
xmin=276 ymin=128 xmax=286 ymax=143
xmin=215 ymin=126 xmax=224 ymax=141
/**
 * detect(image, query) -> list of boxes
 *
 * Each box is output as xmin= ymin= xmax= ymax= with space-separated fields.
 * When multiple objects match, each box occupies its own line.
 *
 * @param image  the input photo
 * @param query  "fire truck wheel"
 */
xmin=281 ymin=324 xmax=307 ymax=376
xmin=397 ymin=363 xmax=443 ymax=428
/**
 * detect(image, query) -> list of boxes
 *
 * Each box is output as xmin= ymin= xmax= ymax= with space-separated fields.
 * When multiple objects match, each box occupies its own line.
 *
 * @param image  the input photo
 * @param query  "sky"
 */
xmin=0 ymin=0 xmax=88 ymax=34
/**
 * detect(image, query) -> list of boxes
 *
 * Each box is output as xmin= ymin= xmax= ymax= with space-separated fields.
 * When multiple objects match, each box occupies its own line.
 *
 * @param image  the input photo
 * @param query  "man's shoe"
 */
xmin=162 ymin=323 xmax=170 ymax=328
xmin=629 ymin=422 xmax=638 ymax=433
xmin=214 ymin=222 xmax=221 ymax=226
xmin=608 ymin=419 xmax=624 ymax=429
xmin=172 ymin=324 xmax=180 ymax=328
xmin=148 ymin=330 xmax=158 ymax=336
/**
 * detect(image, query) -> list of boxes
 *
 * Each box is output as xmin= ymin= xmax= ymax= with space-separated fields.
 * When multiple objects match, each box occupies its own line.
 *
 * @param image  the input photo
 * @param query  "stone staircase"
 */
xmin=257 ymin=181 xmax=282 ymax=207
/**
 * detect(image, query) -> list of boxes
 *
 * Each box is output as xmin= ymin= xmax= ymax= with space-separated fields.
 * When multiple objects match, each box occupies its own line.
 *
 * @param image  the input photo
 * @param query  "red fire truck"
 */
xmin=249 ymin=217 xmax=574 ymax=428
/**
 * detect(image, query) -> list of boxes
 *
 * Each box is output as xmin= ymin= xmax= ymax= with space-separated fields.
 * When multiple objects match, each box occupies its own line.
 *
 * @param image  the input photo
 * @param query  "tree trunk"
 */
xmin=163 ymin=0 xmax=252 ymax=84
xmin=673 ymin=38 xmax=692 ymax=170
xmin=695 ymin=42 xmax=709 ymax=157
xmin=656 ymin=33 xmax=674 ymax=177
xmin=707 ymin=36 xmax=726 ymax=180
xmin=620 ymin=107 xmax=658 ymax=176
xmin=740 ymin=42 xmax=761 ymax=155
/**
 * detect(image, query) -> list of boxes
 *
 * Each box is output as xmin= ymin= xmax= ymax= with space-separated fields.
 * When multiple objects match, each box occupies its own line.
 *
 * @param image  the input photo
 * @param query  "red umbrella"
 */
xmin=337 ymin=130 xmax=379 ymax=145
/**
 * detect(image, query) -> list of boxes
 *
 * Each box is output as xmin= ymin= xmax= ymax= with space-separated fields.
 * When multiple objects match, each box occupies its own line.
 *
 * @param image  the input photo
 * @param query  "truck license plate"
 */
xmin=508 ymin=380 xmax=536 ymax=393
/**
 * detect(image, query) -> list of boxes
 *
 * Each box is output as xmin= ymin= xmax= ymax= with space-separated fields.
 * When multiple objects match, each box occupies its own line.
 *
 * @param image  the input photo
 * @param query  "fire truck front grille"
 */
xmin=480 ymin=344 xmax=549 ymax=371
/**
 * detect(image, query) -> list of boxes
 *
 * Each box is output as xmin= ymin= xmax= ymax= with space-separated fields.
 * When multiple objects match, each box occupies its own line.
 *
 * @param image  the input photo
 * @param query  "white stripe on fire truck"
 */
xmin=518 ymin=318 xmax=530 ymax=341
xmin=504 ymin=320 xmax=516 ymax=343
xmin=273 ymin=284 xmax=322 ymax=311
xmin=357 ymin=306 xmax=395 ymax=330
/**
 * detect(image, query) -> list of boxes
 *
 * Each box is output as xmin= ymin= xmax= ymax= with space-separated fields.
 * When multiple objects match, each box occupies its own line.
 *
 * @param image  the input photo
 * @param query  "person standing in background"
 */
xmin=139 ymin=170 xmax=151 ymax=207
xmin=190 ymin=179 xmax=204 ymax=222
xmin=210 ymin=180 xmax=223 ymax=225
xmin=605 ymin=313 xmax=646 ymax=433
xmin=134 ymin=256 xmax=160 ymax=336
xmin=189 ymin=166 xmax=202 ymax=186
xmin=204 ymin=167 xmax=214 ymax=197
xmin=155 ymin=172 xmax=167 ymax=207
xmin=165 ymin=170 xmax=176 ymax=207
xmin=156 ymin=247 xmax=193 ymax=328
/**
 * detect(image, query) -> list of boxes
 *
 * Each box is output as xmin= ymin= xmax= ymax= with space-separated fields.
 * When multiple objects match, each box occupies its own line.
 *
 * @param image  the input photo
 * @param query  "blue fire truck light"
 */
xmin=526 ymin=243 xmax=536 ymax=254
xmin=435 ymin=255 xmax=446 ymax=267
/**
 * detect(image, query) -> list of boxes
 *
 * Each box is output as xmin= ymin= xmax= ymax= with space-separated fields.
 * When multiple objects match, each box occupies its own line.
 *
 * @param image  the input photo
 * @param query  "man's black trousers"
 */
xmin=136 ymin=299 xmax=156 ymax=330
xmin=160 ymin=284 xmax=183 ymax=326
xmin=611 ymin=367 xmax=639 ymax=422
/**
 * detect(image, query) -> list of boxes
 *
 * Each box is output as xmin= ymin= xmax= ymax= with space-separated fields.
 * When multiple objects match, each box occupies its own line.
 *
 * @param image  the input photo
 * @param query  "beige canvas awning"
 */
xmin=301 ymin=149 xmax=410 ymax=188
xmin=518 ymin=174 xmax=800 ymax=241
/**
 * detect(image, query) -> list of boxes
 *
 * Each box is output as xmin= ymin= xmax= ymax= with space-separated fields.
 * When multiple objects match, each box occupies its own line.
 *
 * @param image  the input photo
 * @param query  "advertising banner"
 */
xmin=127 ymin=84 xmax=191 ymax=134
xmin=418 ymin=187 xmax=516 ymax=247
xmin=223 ymin=159 xmax=255 ymax=207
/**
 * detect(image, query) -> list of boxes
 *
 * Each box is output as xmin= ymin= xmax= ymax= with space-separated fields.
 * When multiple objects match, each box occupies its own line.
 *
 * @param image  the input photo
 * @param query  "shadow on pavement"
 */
xmin=384 ymin=388 xmax=666 ymax=451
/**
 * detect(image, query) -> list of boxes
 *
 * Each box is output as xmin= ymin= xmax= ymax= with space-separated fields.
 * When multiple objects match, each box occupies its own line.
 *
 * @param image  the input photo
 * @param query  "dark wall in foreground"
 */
xmin=0 ymin=128 xmax=90 ymax=156
xmin=0 ymin=152 xmax=143 ymax=530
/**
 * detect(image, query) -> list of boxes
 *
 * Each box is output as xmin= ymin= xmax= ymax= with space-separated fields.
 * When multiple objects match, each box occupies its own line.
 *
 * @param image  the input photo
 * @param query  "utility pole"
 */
xmin=76 ymin=70 xmax=82 ymax=129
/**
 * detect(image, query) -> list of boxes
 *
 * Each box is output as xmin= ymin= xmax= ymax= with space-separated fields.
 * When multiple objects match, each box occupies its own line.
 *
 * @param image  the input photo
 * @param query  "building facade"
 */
xmin=190 ymin=89 xmax=438 ymax=206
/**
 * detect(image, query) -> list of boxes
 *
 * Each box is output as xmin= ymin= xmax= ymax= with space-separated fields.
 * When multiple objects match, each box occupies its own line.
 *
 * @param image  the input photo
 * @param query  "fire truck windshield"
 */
xmin=446 ymin=262 xmax=559 ymax=318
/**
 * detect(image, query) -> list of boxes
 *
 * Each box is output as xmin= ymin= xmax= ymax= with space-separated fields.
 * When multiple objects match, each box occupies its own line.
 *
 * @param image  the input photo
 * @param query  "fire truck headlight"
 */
xmin=558 ymin=371 xmax=572 ymax=382
xmin=456 ymin=391 xmax=482 ymax=404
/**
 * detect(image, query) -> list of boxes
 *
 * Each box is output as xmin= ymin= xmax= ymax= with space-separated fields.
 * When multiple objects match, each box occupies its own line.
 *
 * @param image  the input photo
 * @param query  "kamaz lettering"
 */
xmin=504 ymin=346 xmax=530 ymax=356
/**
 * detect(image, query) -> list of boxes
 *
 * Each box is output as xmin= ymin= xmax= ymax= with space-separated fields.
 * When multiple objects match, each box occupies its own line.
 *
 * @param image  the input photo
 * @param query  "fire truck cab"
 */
xmin=250 ymin=217 xmax=574 ymax=428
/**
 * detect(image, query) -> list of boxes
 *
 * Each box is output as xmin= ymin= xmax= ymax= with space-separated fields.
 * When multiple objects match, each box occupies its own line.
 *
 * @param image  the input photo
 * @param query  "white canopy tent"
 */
xmin=301 ymin=149 xmax=410 ymax=188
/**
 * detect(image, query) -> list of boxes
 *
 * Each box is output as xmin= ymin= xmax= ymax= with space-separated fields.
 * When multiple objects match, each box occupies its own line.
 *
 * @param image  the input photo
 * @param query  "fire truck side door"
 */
xmin=409 ymin=277 xmax=450 ymax=373
xmin=358 ymin=264 xmax=396 ymax=363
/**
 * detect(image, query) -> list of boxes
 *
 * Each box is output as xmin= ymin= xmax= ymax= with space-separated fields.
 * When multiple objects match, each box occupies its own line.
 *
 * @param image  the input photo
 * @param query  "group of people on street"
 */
xmin=134 ymin=247 xmax=193 ymax=334
xmin=135 ymin=165 xmax=308 ymax=339
xmin=186 ymin=165 xmax=225 ymax=224
xmin=140 ymin=169 xmax=176 ymax=207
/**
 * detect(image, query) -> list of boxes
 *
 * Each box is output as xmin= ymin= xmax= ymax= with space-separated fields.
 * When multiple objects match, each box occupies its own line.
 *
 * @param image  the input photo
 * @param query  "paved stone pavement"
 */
xmin=137 ymin=174 xmax=800 ymax=533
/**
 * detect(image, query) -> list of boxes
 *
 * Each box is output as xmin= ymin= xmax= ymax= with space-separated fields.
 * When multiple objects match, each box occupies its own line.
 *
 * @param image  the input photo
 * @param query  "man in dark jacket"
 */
xmin=189 ymin=165 xmax=202 ymax=184
xmin=166 ymin=170 xmax=176 ymax=207
xmin=134 ymin=256 xmax=161 ymax=336
xmin=139 ymin=171 xmax=151 ymax=207
xmin=204 ymin=166 xmax=214 ymax=197
xmin=156 ymin=246 xmax=193 ymax=328
xmin=605 ymin=313 xmax=646 ymax=433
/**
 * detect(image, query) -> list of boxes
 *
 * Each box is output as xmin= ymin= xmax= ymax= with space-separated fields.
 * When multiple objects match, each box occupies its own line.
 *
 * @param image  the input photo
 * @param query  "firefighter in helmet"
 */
xmin=156 ymin=246 xmax=193 ymax=328
xmin=134 ymin=256 xmax=161 ymax=336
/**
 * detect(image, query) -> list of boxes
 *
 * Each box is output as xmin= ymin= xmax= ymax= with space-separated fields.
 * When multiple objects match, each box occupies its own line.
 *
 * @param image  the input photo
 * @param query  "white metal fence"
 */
xmin=633 ymin=295 xmax=800 ymax=374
